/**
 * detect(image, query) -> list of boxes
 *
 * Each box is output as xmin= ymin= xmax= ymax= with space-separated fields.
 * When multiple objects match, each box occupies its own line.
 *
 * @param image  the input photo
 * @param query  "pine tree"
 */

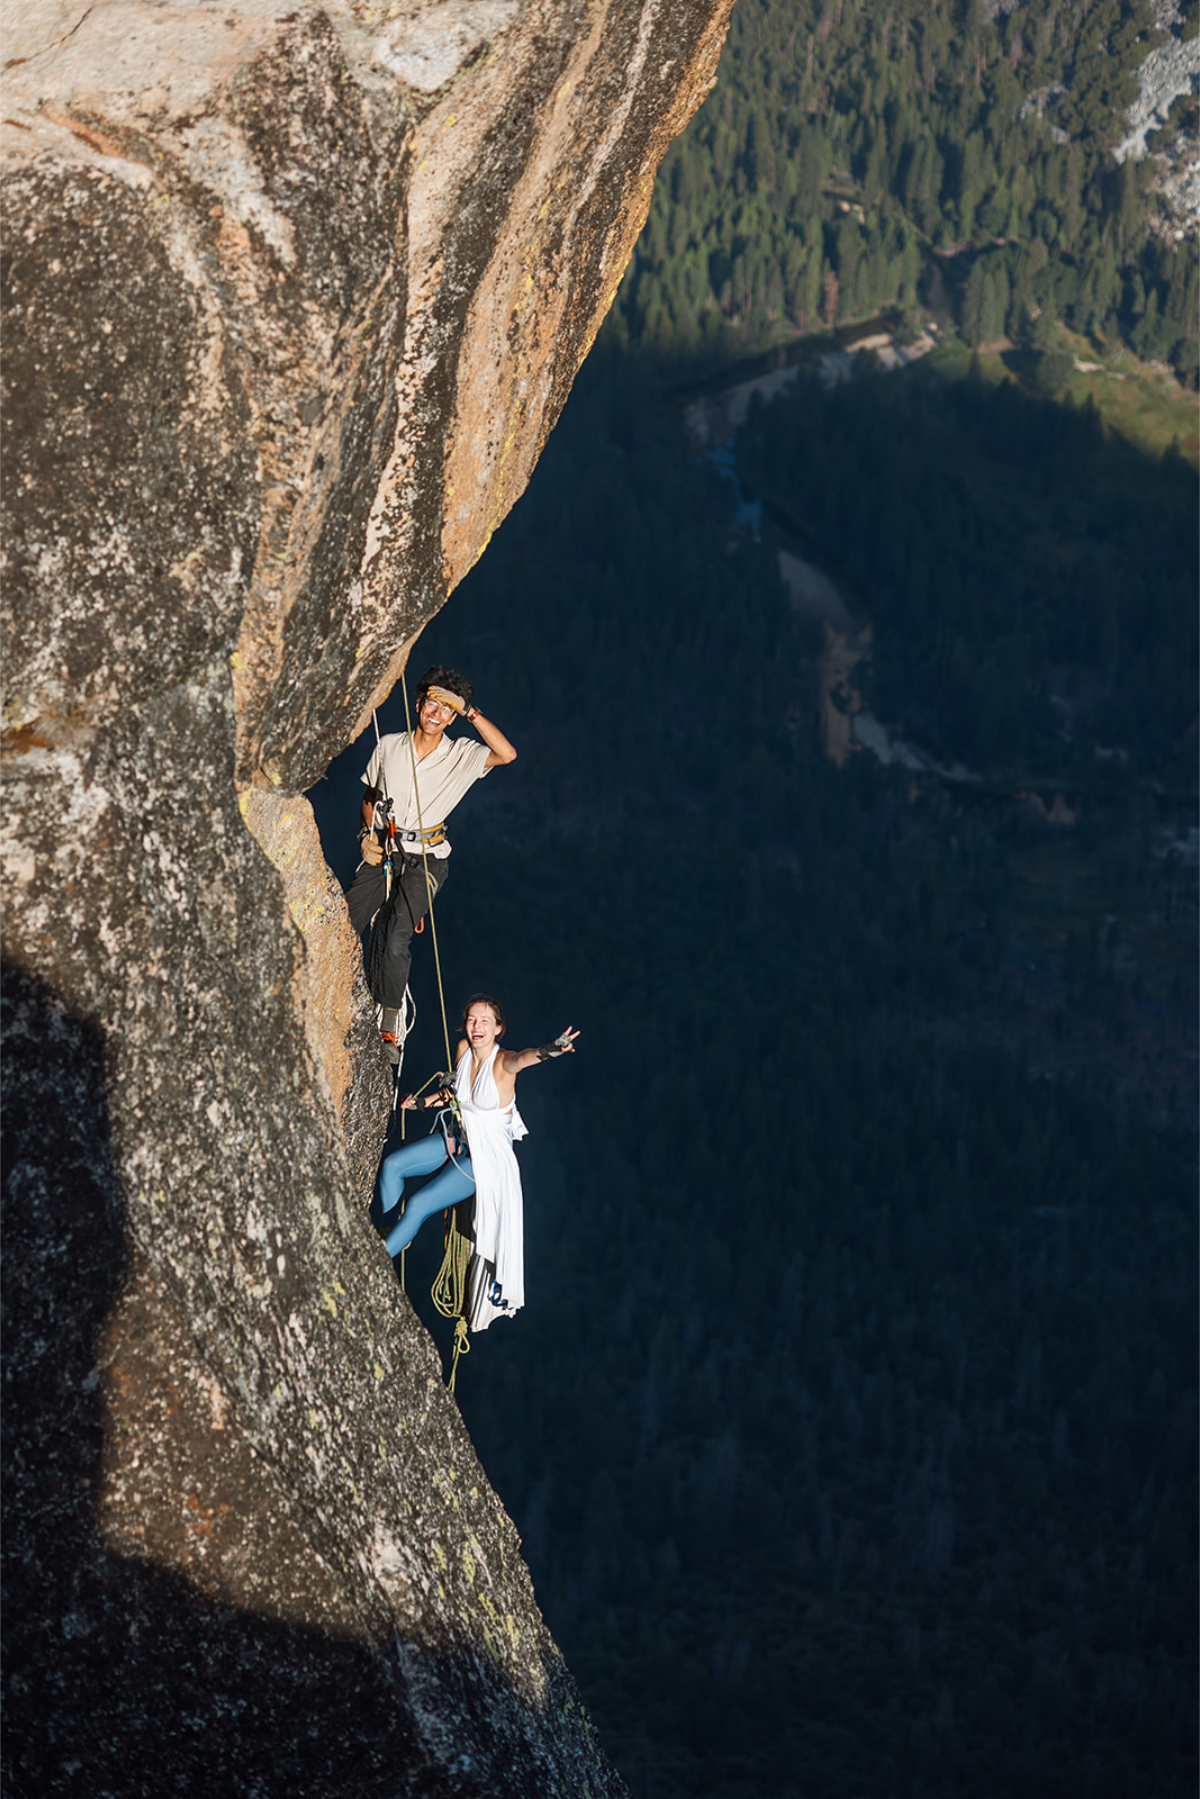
xmin=961 ymin=260 xmax=989 ymax=347
xmin=822 ymin=267 xmax=840 ymax=328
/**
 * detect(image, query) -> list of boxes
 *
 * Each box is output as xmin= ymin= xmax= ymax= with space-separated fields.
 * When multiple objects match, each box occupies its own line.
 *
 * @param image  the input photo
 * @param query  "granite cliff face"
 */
xmin=0 ymin=3 xmax=731 ymax=1790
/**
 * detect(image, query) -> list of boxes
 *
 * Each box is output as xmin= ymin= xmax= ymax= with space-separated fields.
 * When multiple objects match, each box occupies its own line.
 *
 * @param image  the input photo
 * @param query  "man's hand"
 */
xmin=426 ymin=684 xmax=467 ymax=716
xmin=361 ymin=833 xmax=384 ymax=866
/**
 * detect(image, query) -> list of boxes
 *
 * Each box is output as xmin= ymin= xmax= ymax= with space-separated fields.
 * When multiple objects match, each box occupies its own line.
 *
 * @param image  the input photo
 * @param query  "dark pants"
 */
xmin=344 ymin=853 xmax=448 ymax=1007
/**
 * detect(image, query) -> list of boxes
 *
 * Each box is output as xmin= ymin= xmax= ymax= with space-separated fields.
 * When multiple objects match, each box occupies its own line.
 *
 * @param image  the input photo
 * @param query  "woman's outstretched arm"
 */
xmin=503 ymin=1027 xmax=579 ymax=1077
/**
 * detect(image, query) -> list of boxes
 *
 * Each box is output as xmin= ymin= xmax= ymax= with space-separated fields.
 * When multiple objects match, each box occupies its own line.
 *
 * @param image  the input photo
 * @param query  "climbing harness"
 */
xmin=393 ymin=821 xmax=448 ymax=850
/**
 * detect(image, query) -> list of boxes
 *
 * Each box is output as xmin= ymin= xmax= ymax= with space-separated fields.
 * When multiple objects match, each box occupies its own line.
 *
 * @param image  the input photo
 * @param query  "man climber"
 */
xmin=378 ymin=994 xmax=578 ymax=1330
xmin=344 ymin=667 xmax=517 ymax=1061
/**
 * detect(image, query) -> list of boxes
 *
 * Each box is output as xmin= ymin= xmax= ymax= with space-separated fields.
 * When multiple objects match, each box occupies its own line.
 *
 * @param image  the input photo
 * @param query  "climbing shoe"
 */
xmin=380 ymin=1006 xmax=404 ymax=1065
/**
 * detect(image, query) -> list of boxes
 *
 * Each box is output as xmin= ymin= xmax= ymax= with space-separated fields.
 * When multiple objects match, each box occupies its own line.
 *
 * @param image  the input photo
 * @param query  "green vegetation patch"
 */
xmin=928 ymin=333 xmax=1199 ymax=464
xmin=607 ymin=0 xmax=1198 ymax=387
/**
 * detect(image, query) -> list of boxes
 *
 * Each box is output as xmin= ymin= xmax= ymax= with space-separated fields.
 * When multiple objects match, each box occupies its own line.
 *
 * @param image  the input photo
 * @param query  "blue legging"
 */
xmin=378 ymin=1132 xmax=475 ymax=1259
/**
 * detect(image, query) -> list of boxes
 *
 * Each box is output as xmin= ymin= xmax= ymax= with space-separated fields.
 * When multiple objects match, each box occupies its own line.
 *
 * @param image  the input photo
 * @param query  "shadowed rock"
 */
xmin=0 ymin=2 xmax=732 ymax=1790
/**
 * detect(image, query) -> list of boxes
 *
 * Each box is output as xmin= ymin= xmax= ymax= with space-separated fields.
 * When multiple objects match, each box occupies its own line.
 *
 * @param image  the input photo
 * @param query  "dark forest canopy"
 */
xmin=737 ymin=352 xmax=1199 ymax=780
xmin=607 ymin=0 xmax=1198 ymax=383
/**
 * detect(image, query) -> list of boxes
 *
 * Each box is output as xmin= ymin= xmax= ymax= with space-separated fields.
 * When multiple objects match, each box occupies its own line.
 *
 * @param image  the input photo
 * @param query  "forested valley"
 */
xmin=313 ymin=3 xmax=1197 ymax=1793
xmin=612 ymin=0 xmax=1198 ymax=383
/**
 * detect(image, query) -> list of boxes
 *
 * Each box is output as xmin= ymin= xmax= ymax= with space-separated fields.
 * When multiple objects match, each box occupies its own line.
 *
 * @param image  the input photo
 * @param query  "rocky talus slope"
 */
xmin=1114 ymin=0 xmax=1200 ymax=228
xmin=0 ymin=4 xmax=731 ymax=1792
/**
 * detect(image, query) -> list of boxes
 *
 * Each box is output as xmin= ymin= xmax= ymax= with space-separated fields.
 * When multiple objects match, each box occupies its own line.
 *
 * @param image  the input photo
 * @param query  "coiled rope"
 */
xmin=430 ymin=1196 xmax=472 ymax=1392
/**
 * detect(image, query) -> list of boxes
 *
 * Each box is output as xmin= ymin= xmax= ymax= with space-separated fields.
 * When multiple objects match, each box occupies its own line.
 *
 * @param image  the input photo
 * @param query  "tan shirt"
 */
xmin=361 ymin=731 xmax=491 ymax=858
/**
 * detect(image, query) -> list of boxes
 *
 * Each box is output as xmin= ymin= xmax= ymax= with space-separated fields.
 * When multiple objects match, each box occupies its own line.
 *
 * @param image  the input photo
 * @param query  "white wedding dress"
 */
xmin=453 ymin=1045 xmax=528 ymax=1331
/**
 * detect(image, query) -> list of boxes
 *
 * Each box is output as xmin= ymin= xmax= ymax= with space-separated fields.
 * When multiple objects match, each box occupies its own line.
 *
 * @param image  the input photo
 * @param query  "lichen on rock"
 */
xmin=1 ymin=0 xmax=732 ymax=1790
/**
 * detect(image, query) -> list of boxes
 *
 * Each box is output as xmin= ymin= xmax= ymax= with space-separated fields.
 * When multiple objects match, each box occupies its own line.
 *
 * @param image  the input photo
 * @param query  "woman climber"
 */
xmin=377 ymin=994 xmax=578 ymax=1331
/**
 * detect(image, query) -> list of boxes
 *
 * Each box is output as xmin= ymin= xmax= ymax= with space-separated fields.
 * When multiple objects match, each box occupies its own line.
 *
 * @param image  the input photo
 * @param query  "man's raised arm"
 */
xmin=465 ymin=703 xmax=517 ymax=769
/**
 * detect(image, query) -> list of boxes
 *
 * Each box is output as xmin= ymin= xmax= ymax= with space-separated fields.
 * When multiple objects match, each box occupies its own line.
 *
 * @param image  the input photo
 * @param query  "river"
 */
xmin=679 ymin=323 xmax=950 ymax=772
xmin=680 ymin=327 xmax=1097 ymax=804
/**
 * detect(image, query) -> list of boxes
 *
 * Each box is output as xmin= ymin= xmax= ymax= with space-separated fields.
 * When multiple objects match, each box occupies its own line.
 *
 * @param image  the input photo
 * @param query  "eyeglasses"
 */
xmin=421 ymin=696 xmax=455 ymax=717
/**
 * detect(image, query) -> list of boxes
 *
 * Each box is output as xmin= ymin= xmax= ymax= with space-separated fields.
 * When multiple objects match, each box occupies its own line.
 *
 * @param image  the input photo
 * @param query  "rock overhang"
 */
xmin=1 ymin=0 xmax=733 ymax=1788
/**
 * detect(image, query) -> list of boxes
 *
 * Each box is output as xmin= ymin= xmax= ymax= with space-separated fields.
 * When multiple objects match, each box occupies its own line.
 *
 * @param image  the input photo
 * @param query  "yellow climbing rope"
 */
xmin=431 ymin=1210 xmax=472 ymax=1392
xmin=398 ymin=672 xmax=470 ymax=1390
xmin=399 ymin=673 xmax=455 ymax=1077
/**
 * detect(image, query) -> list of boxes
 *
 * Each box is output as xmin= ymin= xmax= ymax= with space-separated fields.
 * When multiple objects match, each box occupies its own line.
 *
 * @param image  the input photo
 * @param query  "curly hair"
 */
xmin=415 ymin=665 xmax=474 ymax=713
xmin=461 ymin=992 xmax=505 ymax=1034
